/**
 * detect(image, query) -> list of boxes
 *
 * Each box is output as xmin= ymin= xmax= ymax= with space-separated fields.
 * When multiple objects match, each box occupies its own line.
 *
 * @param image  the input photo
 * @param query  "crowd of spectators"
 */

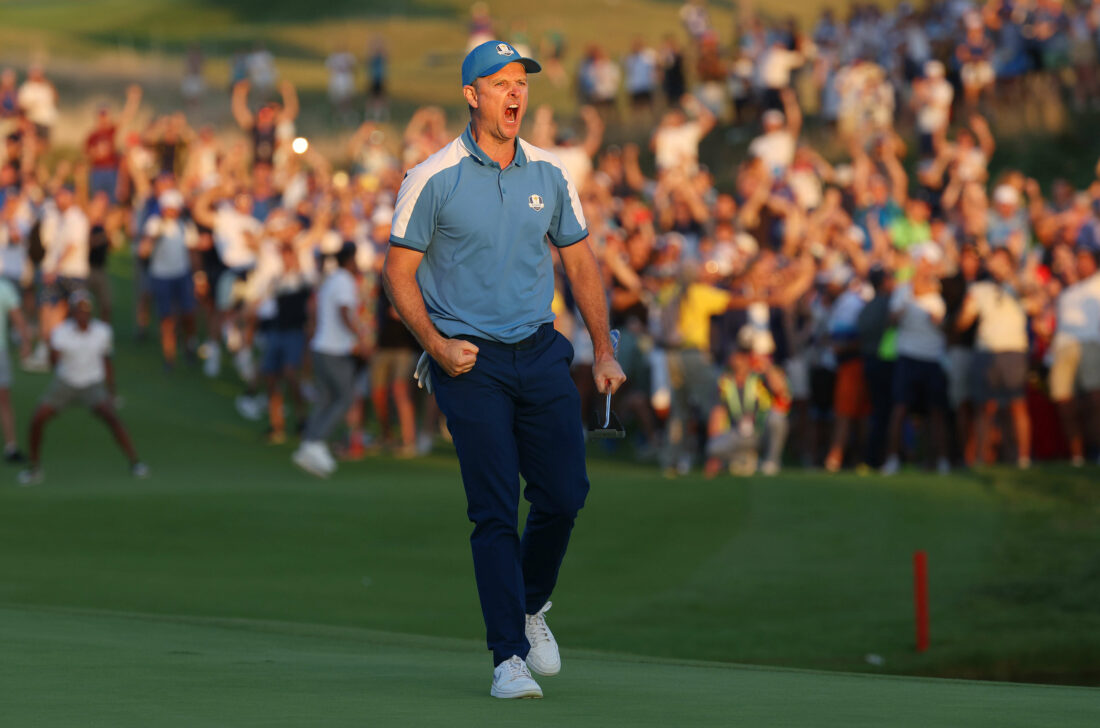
xmin=3 ymin=0 xmax=1100 ymax=479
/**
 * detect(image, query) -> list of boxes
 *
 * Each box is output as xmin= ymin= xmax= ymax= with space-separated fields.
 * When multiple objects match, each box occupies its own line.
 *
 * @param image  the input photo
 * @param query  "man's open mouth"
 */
xmin=505 ymin=104 xmax=519 ymax=123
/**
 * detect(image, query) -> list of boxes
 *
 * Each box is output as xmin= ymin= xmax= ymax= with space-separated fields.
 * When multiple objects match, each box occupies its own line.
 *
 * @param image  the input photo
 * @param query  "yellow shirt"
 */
xmin=678 ymin=283 xmax=732 ymax=351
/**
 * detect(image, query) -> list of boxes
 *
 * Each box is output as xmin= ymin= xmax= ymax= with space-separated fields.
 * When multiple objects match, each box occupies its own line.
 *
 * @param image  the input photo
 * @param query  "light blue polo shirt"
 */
xmin=390 ymin=125 xmax=588 ymax=343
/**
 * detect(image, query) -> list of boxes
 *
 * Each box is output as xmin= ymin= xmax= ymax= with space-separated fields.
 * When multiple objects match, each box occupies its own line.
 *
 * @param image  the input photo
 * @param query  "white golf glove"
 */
xmin=413 ymin=351 xmax=433 ymax=395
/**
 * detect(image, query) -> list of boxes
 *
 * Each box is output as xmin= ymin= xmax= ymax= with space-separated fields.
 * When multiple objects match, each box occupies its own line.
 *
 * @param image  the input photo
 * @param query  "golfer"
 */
xmin=383 ymin=40 xmax=625 ymax=699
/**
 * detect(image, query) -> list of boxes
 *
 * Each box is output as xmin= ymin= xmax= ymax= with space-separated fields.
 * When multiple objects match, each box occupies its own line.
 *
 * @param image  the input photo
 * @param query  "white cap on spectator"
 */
xmin=834 ymin=164 xmax=855 ymax=187
xmin=828 ymin=264 xmax=854 ymax=286
xmin=911 ymin=241 xmax=943 ymax=265
xmin=158 ymin=190 xmax=184 ymax=210
xmin=734 ymin=232 xmax=759 ymax=257
xmin=762 ymin=109 xmax=785 ymax=128
xmin=993 ymin=185 xmax=1019 ymax=207
xmin=924 ymin=60 xmax=945 ymax=78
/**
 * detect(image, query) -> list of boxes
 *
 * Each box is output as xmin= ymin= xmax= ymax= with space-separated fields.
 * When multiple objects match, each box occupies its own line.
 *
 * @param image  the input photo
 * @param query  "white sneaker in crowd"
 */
xmin=314 ymin=442 xmax=336 ymax=472
xmin=416 ymin=432 xmax=434 ymax=456
xmin=936 ymin=458 xmax=951 ymax=475
xmin=525 ymin=601 xmax=560 ymax=677
xmin=234 ymin=348 xmax=257 ymax=383
xmin=21 ymin=342 xmax=49 ymax=373
xmin=235 ymin=395 xmax=264 ymax=422
xmin=1071 ymin=455 xmax=1085 ymax=468
xmin=16 ymin=467 xmax=43 ymax=486
xmin=201 ymin=341 xmax=221 ymax=378
xmin=880 ymin=455 xmax=900 ymax=476
xmin=760 ymin=460 xmax=780 ymax=476
xmin=490 ymin=655 xmax=543 ymax=699
xmin=292 ymin=442 xmax=334 ymax=478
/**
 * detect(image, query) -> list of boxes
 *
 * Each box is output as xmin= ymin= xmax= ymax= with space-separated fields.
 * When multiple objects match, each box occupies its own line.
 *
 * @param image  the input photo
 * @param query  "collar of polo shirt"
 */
xmin=460 ymin=124 xmax=527 ymax=169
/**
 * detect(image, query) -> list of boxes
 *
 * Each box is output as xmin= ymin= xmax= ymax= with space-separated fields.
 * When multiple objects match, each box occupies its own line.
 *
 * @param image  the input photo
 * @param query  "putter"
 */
xmin=588 ymin=329 xmax=626 ymax=439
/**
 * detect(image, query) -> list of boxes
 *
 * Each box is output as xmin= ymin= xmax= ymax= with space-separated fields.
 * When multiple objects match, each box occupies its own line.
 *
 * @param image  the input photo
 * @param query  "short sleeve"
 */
xmin=49 ymin=324 xmax=65 ymax=351
xmin=547 ymin=165 xmax=588 ymax=248
xmin=334 ymin=272 xmax=357 ymax=307
xmin=390 ymin=168 xmax=443 ymax=252
xmin=101 ymin=324 xmax=114 ymax=356
xmin=185 ymin=222 xmax=200 ymax=249
xmin=889 ymin=286 xmax=909 ymax=314
xmin=970 ymin=282 xmax=992 ymax=313
xmin=697 ymin=284 xmax=733 ymax=315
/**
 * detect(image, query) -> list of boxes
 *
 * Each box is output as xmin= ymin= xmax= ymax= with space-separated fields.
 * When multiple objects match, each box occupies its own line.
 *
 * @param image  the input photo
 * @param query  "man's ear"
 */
xmin=462 ymin=83 xmax=479 ymax=109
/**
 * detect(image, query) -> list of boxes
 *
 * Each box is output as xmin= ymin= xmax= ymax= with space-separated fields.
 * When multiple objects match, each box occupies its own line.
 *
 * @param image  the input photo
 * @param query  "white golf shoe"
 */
xmin=525 ymin=601 xmax=561 ymax=676
xmin=292 ymin=441 xmax=334 ymax=478
xmin=491 ymin=655 xmax=543 ymax=699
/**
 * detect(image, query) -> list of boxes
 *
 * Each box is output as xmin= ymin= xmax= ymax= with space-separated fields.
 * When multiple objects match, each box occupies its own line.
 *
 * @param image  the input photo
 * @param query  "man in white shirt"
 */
xmin=292 ymin=242 xmax=369 ymax=477
xmin=193 ymin=184 xmax=262 ymax=379
xmin=535 ymin=105 xmax=603 ymax=194
xmin=18 ymin=290 xmax=146 ymax=485
xmin=747 ymin=88 xmax=801 ymax=178
xmin=1049 ymin=247 xmax=1100 ymax=466
xmin=37 ymin=186 xmax=90 ymax=365
xmin=955 ymin=248 xmax=1033 ymax=468
xmin=912 ymin=61 xmax=953 ymax=156
xmin=882 ymin=243 xmax=951 ymax=475
xmin=140 ymin=190 xmax=199 ymax=369
xmin=17 ymin=65 xmax=58 ymax=148
xmin=758 ymin=40 xmax=803 ymax=111
xmin=650 ymin=95 xmax=715 ymax=174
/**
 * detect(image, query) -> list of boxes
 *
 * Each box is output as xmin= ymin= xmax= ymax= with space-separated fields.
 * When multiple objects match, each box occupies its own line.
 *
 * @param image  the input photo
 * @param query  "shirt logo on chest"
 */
xmin=528 ymin=193 xmax=544 ymax=212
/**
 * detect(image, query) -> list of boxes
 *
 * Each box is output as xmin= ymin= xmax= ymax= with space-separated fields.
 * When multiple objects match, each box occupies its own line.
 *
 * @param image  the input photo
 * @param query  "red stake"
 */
xmin=914 ymin=550 xmax=929 ymax=652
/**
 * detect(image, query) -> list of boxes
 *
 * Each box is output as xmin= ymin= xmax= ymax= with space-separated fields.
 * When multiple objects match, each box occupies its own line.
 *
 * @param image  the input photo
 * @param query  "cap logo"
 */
xmin=528 ymin=194 xmax=544 ymax=211
xmin=496 ymin=43 xmax=515 ymax=57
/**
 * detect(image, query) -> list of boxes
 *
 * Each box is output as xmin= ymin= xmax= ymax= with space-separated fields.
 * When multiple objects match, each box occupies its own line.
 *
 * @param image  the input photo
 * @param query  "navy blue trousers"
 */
xmin=430 ymin=324 xmax=590 ymax=666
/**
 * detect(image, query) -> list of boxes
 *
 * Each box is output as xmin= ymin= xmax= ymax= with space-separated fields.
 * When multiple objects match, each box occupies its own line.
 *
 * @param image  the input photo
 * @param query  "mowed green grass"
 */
xmin=0 ymin=262 xmax=1099 ymax=724
xmin=3 ymin=607 xmax=1098 ymax=728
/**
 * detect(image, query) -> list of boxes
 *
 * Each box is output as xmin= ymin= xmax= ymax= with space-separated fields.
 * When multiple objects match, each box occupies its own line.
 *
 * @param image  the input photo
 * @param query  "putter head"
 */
xmin=587 ymin=402 xmax=626 ymax=439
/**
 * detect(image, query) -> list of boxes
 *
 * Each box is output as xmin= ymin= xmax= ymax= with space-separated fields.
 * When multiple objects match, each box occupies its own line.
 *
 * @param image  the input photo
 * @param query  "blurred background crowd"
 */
xmin=3 ymin=0 xmax=1100 ymax=478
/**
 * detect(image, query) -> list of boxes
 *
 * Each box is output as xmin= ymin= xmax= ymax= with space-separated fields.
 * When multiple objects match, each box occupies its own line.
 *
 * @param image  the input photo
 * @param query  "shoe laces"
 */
xmin=526 ymin=601 xmax=553 ymax=645
xmin=502 ymin=655 xmax=531 ymax=679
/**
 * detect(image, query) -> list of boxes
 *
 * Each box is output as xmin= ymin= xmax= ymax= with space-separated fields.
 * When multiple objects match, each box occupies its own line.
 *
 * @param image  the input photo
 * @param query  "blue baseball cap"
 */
xmin=461 ymin=40 xmax=541 ymax=87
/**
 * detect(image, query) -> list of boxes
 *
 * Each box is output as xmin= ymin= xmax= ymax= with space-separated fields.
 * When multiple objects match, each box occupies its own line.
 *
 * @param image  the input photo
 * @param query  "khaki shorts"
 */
xmin=1049 ymin=340 xmax=1100 ymax=401
xmin=370 ymin=348 xmax=417 ymax=390
xmin=961 ymin=61 xmax=994 ymax=88
xmin=41 ymin=379 xmax=111 ymax=410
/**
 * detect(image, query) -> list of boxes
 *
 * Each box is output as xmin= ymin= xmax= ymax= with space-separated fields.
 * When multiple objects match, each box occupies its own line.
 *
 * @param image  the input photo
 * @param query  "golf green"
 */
xmin=3 ymin=605 xmax=1097 ymax=727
